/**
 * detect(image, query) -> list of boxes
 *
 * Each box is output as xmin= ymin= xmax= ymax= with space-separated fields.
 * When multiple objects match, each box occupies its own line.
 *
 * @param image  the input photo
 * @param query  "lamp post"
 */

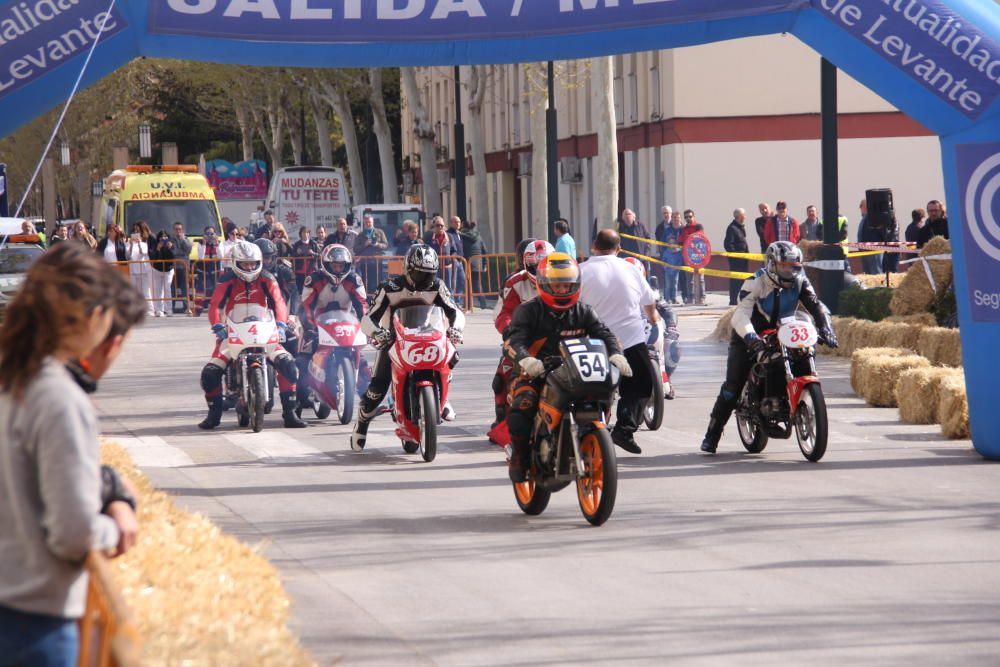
xmin=138 ymin=123 xmax=152 ymax=160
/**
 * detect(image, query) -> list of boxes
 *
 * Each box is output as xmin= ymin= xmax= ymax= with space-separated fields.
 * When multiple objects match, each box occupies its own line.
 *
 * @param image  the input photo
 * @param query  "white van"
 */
xmin=350 ymin=204 xmax=425 ymax=249
xmin=266 ymin=166 xmax=351 ymax=237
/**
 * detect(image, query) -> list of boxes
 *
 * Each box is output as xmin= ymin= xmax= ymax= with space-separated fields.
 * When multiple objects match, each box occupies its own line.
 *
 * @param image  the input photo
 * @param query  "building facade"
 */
xmin=401 ymin=34 xmax=944 ymax=254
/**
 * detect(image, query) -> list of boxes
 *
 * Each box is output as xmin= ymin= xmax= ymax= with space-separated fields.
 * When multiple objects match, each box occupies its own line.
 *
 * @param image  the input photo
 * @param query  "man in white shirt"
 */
xmin=579 ymin=229 xmax=660 ymax=454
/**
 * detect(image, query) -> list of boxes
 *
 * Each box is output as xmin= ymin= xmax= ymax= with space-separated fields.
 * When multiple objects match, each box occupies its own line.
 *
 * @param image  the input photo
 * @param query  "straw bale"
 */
xmin=858 ymin=273 xmax=907 ymax=289
xmin=886 ymin=313 xmax=937 ymax=327
xmin=856 ymin=354 xmax=931 ymax=407
xmin=880 ymin=321 xmax=924 ymax=352
xmin=705 ymin=307 xmax=737 ymax=342
xmin=889 ymin=237 xmax=953 ymax=316
xmin=100 ymin=442 xmax=317 ymax=667
xmin=938 ymin=373 xmax=971 ymax=439
xmin=917 ymin=326 xmax=963 ymax=367
xmin=851 ymin=348 xmax=909 ymax=396
xmin=833 ymin=317 xmax=863 ymax=357
xmin=895 ymin=366 xmax=964 ymax=424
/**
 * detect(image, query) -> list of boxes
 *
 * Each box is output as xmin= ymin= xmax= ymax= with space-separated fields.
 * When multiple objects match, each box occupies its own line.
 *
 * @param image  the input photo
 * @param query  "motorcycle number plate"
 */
xmin=404 ymin=342 xmax=441 ymax=366
xmin=778 ymin=321 xmax=818 ymax=348
xmin=571 ymin=352 xmax=608 ymax=382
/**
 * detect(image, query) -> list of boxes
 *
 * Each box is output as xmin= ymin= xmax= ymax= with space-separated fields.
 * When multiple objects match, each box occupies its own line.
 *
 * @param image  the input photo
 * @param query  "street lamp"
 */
xmin=60 ymin=140 xmax=70 ymax=166
xmin=138 ymin=123 xmax=152 ymax=159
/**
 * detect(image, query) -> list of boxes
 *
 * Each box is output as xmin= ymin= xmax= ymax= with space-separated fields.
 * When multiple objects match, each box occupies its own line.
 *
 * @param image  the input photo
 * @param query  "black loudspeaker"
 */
xmin=865 ymin=188 xmax=895 ymax=231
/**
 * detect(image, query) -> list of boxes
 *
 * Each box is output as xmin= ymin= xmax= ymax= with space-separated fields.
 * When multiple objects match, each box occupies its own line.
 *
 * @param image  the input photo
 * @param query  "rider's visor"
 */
xmin=776 ymin=261 xmax=802 ymax=279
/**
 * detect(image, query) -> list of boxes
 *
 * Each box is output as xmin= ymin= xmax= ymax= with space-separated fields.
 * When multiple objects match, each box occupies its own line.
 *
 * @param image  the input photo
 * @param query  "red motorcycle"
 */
xmin=387 ymin=304 xmax=457 ymax=462
xmin=302 ymin=310 xmax=367 ymax=424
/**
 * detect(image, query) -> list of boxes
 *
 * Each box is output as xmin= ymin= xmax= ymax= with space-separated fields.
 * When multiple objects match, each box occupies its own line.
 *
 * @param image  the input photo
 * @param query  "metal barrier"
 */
xmin=111 ymin=259 xmax=193 ymax=316
xmin=78 ymin=553 xmax=140 ymax=667
xmin=353 ymin=254 xmax=474 ymax=311
xmin=469 ymin=253 xmax=518 ymax=309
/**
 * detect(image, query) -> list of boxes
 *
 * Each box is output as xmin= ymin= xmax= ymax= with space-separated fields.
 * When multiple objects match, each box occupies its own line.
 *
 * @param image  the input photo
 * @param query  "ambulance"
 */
xmin=99 ymin=165 xmax=223 ymax=247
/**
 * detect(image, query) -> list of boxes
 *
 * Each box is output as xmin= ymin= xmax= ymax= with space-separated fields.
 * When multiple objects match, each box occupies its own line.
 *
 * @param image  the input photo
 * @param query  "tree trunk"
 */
xmin=368 ymin=68 xmax=399 ymax=204
xmin=284 ymin=93 xmax=304 ymax=166
xmin=401 ymin=67 xmax=439 ymax=214
xmin=593 ymin=56 xmax=618 ymax=233
xmin=309 ymin=89 xmax=333 ymax=167
xmin=529 ymin=63 xmax=549 ymax=242
xmin=317 ymin=77 xmax=367 ymax=205
xmin=234 ymin=106 xmax=254 ymax=161
xmin=467 ymin=64 xmax=493 ymax=250
xmin=250 ymin=99 xmax=284 ymax=170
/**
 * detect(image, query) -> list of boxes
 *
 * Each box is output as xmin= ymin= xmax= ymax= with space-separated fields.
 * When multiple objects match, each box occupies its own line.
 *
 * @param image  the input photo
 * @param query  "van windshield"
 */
xmin=360 ymin=210 xmax=424 ymax=251
xmin=125 ymin=200 xmax=220 ymax=238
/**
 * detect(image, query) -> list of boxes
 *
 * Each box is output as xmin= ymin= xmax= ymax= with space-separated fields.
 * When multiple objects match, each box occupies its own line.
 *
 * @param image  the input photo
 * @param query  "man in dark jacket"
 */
xmin=324 ymin=217 xmax=357 ymax=249
xmin=459 ymin=220 xmax=489 ymax=309
xmin=618 ymin=208 xmax=650 ymax=265
xmin=724 ymin=208 xmax=750 ymax=306
xmin=917 ymin=200 xmax=949 ymax=247
xmin=754 ymin=202 xmax=772 ymax=253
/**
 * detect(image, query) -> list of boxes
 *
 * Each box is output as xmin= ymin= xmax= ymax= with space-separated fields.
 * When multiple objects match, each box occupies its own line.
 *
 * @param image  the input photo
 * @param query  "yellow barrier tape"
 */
xmin=714 ymin=250 xmax=765 ymax=261
xmin=618 ymin=250 xmax=754 ymax=280
xmin=622 ymin=232 xmax=887 ymax=261
xmin=619 ymin=232 xmax=681 ymax=250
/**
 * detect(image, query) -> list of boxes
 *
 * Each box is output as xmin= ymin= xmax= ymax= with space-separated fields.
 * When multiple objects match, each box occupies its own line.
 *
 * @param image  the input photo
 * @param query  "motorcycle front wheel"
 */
xmin=249 ymin=365 xmax=266 ymax=433
xmin=642 ymin=375 xmax=665 ymax=431
xmin=336 ymin=357 xmax=355 ymax=425
xmin=418 ymin=385 xmax=438 ymax=462
xmin=795 ymin=383 xmax=828 ymax=462
xmin=576 ymin=428 xmax=618 ymax=526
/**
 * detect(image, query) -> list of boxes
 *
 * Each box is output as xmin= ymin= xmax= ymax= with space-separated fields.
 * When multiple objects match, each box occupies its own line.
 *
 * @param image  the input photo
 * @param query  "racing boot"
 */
xmin=198 ymin=397 xmax=224 ymax=430
xmin=281 ymin=391 xmax=307 ymax=428
xmin=508 ymin=435 xmax=530 ymax=483
xmin=350 ymin=405 xmax=377 ymax=452
xmin=700 ymin=395 xmax=734 ymax=454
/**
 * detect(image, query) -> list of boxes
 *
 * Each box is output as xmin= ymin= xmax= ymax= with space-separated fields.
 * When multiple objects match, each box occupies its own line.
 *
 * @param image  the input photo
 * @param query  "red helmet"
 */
xmin=536 ymin=252 xmax=581 ymax=311
xmin=622 ymin=256 xmax=646 ymax=279
xmin=522 ymin=240 xmax=555 ymax=276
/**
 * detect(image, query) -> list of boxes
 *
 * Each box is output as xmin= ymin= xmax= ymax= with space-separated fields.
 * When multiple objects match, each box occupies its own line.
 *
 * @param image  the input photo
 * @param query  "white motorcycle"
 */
xmin=223 ymin=303 xmax=281 ymax=433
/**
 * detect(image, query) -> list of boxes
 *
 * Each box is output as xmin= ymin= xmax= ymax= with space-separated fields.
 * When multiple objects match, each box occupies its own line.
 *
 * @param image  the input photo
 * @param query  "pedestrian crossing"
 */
xmin=109 ymin=435 xmax=196 ymax=468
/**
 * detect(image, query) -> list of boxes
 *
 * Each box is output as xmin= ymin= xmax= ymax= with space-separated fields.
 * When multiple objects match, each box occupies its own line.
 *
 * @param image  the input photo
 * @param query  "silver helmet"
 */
xmin=764 ymin=241 xmax=803 ymax=288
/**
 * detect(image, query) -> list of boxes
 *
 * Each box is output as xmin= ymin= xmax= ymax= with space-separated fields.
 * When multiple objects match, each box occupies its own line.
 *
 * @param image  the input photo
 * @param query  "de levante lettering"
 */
xmin=816 ymin=0 xmax=1000 ymax=117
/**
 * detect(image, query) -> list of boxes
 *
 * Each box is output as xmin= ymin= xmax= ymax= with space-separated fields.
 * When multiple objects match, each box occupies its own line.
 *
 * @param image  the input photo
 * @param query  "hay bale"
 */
xmin=895 ymin=366 xmax=964 ymax=424
xmin=890 ymin=237 xmax=953 ymax=316
xmin=836 ymin=317 xmax=866 ymax=357
xmin=886 ymin=313 xmax=937 ymax=327
xmin=705 ymin=307 xmax=736 ymax=342
xmin=882 ymin=322 xmax=924 ymax=351
xmin=855 ymin=354 xmax=931 ymax=407
xmin=938 ymin=373 xmax=971 ymax=439
xmin=858 ymin=273 xmax=907 ymax=289
xmin=851 ymin=348 xmax=909 ymax=396
xmin=917 ymin=326 xmax=963 ymax=367
xmin=100 ymin=442 xmax=317 ymax=667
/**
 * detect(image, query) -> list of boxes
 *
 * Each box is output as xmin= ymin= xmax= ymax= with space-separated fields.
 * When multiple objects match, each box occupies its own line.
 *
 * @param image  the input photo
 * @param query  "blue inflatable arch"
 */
xmin=2 ymin=0 xmax=999 ymax=456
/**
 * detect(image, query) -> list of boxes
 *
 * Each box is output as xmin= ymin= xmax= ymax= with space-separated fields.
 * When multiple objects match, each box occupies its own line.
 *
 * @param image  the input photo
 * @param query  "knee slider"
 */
xmin=275 ymin=354 xmax=299 ymax=383
xmin=200 ymin=364 xmax=224 ymax=393
xmin=510 ymin=386 xmax=538 ymax=412
xmin=492 ymin=373 xmax=506 ymax=396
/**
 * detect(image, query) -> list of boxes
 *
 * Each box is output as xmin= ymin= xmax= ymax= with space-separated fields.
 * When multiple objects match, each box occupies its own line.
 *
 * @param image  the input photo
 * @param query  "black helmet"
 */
xmin=514 ymin=238 xmax=537 ymax=272
xmin=404 ymin=244 xmax=439 ymax=290
xmin=764 ymin=241 xmax=804 ymax=289
xmin=320 ymin=244 xmax=352 ymax=282
xmin=254 ymin=238 xmax=278 ymax=271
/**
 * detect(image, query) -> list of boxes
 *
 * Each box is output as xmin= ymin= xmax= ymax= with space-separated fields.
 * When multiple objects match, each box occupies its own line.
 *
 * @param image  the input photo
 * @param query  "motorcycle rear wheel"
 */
xmin=642 ymin=375 xmax=665 ymax=431
xmin=418 ymin=385 xmax=438 ymax=462
xmin=795 ymin=383 xmax=828 ymax=462
xmin=513 ymin=477 xmax=551 ymax=515
xmin=336 ymin=357 xmax=355 ymax=425
xmin=737 ymin=410 xmax=768 ymax=453
xmin=576 ymin=428 xmax=618 ymax=526
xmin=249 ymin=366 xmax=266 ymax=433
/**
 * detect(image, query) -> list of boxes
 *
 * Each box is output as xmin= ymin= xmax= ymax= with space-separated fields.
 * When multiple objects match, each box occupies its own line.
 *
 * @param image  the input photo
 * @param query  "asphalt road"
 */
xmin=96 ymin=299 xmax=1000 ymax=666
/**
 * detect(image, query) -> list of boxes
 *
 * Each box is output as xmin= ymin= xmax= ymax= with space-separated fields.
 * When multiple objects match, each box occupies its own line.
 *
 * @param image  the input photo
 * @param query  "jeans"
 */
xmin=679 ymin=271 xmax=692 ymax=303
xmin=728 ymin=258 xmax=749 ymax=305
xmin=663 ymin=268 xmax=679 ymax=303
xmin=449 ymin=262 xmax=467 ymax=308
xmin=471 ymin=269 xmax=488 ymax=309
xmin=0 ymin=605 xmax=79 ymax=667
xmin=861 ymin=252 xmax=884 ymax=275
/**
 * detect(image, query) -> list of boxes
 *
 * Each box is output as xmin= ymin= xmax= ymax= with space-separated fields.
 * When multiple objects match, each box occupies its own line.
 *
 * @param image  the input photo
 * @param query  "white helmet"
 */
xmin=522 ymin=240 xmax=555 ymax=276
xmin=231 ymin=240 xmax=263 ymax=283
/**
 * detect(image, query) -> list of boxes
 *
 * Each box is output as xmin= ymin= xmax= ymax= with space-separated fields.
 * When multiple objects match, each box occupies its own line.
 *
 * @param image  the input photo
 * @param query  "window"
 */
xmin=511 ymin=65 xmax=520 ymax=144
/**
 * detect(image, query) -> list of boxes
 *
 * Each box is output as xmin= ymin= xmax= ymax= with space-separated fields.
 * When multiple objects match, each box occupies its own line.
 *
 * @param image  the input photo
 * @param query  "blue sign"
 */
xmin=0 ymin=0 xmax=127 ymax=101
xmin=956 ymin=143 xmax=1000 ymax=322
xmin=148 ymin=0 xmax=802 ymax=42
xmin=812 ymin=0 xmax=1000 ymax=119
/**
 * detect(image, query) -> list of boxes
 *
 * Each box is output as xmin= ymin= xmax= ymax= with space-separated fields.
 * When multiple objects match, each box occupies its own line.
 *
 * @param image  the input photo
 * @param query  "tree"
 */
xmin=401 ymin=67 xmax=439 ymax=214
xmin=368 ymin=68 xmax=399 ymax=204
xmin=309 ymin=89 xmax=334 ymax=167
xmin=592 ymin=57 xmax=619 ymax=232
xmin=314 ymin=71 xmax=367 ymax=205
xmin=526 ymin=63 xmax=550 ymax=241
xmin=467 ymin=64 xmax=493 ymax=249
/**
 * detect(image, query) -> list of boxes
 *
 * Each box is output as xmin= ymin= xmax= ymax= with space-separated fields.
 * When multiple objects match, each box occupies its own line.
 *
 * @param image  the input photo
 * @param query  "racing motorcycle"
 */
xmin=512 ymin=337 xmax=621 ymax=526
xmin=734 ymin=313 xmax=829 ymax=462
xmin=386 ymin=304 xmax=458 ymax=462
xmin=643 ymin=322 xmax=679 ymax=430
xmin=301 ymin=309 xmax=367 ymax=424
xmin=223 ymin=303 xmax=280 ymax=433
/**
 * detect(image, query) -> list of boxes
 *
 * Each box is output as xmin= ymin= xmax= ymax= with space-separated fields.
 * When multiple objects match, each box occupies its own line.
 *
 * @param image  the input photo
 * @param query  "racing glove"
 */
xmin=276 ymin=321 xmax=288 ymax=343
xmin=519 ymin=357 xmax=545 ymax=378
xmin=744 ymin=332 xmax=766 ymax=357
xmin=212 ymin=323 xmax=227 ymax=341
xmin=818 ymin=327 xmax=839 ymax=349
xmin=370 ymin=328 xmax=394 ymax=351
xmin=609 ymin=353 xmax=633 ymax=378
xmin=447 ymin=327 xmax=464 ymax=345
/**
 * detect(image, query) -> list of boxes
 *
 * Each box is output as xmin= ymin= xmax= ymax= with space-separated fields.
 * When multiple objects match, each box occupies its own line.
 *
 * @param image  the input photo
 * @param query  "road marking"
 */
xmin=223 ymin=431 xmax=328 ymax=462
xmin=109 ymin=436 xmax=195 ymax=468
